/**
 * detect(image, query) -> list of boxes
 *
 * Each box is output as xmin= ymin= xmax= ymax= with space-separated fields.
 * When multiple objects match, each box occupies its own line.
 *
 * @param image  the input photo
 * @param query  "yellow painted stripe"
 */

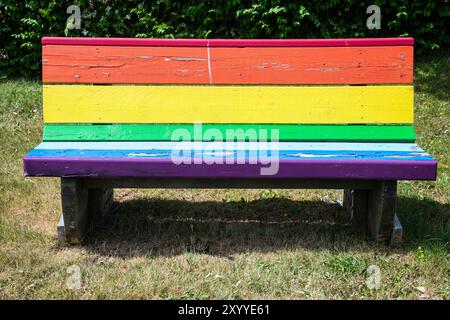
xmin=43 ymin=85 xmax=413 ymax=124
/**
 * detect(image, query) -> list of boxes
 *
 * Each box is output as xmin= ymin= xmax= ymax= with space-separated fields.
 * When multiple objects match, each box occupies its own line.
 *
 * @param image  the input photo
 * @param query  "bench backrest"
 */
xmin=41 ymin=37 xmax=415 ymax=142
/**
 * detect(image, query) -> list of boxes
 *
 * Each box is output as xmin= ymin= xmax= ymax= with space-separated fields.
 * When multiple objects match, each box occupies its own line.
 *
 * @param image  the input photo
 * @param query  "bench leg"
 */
xmin=57 ymin=214 xmax=65 ymax=243
xmin=343 ymin=189 xmax=352 ymax=216
xmin=343 ymin=189 xmax=369 ymax=232
xmin=88 ymin=188 xmax=113 ymax=219
xmin=60 ymin=179 xmax=114 ymax=244
xmin=367 ymin=180 xmax=398 ymax=243
xmin=390 ymin=214 xmax=403 ymax=247
xmin=61 ymin=178 xmax=89 ymax=244
xmin=345 ymin=185 xmax=401 ymax=245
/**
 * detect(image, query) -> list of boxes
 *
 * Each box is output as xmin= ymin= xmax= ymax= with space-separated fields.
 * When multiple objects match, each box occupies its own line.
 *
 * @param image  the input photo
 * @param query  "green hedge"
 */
xmin=1 ymin=0 xmax=449 ymax=79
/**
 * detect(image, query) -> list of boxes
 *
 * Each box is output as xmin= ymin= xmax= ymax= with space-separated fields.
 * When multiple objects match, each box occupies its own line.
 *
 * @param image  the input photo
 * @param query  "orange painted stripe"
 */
xmin=42 ymin=45 xmax=413 ymax=84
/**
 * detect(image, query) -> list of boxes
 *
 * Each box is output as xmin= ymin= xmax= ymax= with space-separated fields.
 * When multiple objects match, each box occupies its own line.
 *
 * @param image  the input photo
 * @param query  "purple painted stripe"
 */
xmin=41 ymin=37 xmax=414 ymax=47
xmin=23 ymin=157 xmax=437 ymax=180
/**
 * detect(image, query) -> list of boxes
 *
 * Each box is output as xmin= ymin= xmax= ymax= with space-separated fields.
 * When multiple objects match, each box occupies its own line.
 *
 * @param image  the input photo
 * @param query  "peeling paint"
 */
xmin=384 ymin=155 xmax=416 ymax=159
xmin=168 ymin=57 xmax=209 ymax=61
xmin=305 ymin=67 xmax=341 ymax=72
xmin=289 ymin=153 xmax=338 ymax=158
xmin=138 ymin=55 xmax=153 ymax=61
xmin=48 ymin=63 xmax=126 ymax=69
xmin=42 ymin=45 xmax=413 ymax=84
xmin=127 ymin=153 xmax=169 ymax=158
xmin=84 ymin=64 xmax=125 ymax=69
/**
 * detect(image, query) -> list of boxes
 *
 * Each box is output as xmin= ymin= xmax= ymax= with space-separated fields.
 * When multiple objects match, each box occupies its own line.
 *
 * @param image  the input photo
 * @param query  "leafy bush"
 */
xmin=1 ymin=0 xmax=449 ymax=79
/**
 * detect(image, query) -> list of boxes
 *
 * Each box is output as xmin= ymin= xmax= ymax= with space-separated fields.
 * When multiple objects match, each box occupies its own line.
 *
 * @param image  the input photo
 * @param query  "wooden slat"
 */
xmin=81 ymin=178 xmax=379 ymax=190
xmin=43 ymin=85 xmax=414 ymax=124
xmin=42 ymin=124 xmax=416 ymax=142
xmin=23 ymin=157 xmax=437 ymax=180
xmin=32 ymin=141 xmax=426 ymax=152
xmin=26 ymin=147 xmax=434 ymax=162
xmin=211 ymin=46 xmax=412 ymax=84
xmin=41 ymin=37 xmax=415 ymax=47
xmin=24 ymin=142 xmax=437 ymax=180
xmin=43 ymin=45 xmax=209 ymax=84
xmin=42 ymin=45 xmax=413 ymax=84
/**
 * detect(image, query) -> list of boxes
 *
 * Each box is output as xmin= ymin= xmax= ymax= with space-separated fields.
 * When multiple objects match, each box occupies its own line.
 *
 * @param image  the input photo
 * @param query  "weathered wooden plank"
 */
xmin=43 ymin=85 xmax=414 ymax=124
xmin=42 ymin=37 xmax=415 ymax=47
xmin=23 ymin=157 xmax=438 ymax=180
xmin=25 ymin=148 xmax=435 ymax=161
xmin=42 ymin=124 xmax=416 ymax=142
xmin=42 ymin=45 xmax=413 ymax=84
xmin=60 ymin=178 xmax=89 ymax=244
xmin=367 ymin=180 xmax=398 ymax=242
xmin=43 ymin=45 xmax=209 ymax=84
xmin=26 ymin=141 xmax=435 ymax=162
xmin=211 ymin=46 xmax=413 ymax=84
xmin=32 ymin=141 xmax=426 ymax=152
xmin=82 ymin=178 xmax=379 ymax=190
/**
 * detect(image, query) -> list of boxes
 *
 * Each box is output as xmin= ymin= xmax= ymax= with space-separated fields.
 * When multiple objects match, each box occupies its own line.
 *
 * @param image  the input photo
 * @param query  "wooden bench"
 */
xmin=23 ymin=37 xmax=437 ymax=245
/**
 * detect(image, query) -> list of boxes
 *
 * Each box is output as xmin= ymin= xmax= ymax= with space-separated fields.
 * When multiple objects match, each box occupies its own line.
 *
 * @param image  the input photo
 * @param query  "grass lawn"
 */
xmin=0 ymin=50 xmax=448 ymax=299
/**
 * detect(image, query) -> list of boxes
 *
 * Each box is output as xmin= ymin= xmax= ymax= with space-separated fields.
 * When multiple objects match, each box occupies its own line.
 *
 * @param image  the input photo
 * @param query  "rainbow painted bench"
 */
xmin=24 ymin=37 xmax=437 ymax=245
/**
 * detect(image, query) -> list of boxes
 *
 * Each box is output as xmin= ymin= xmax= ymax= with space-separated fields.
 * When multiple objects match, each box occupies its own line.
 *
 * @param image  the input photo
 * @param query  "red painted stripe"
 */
xmin=42 ymin=45 xmax=414 ymax=84
xmin=41 ymin=37 xmax=414 ymax=47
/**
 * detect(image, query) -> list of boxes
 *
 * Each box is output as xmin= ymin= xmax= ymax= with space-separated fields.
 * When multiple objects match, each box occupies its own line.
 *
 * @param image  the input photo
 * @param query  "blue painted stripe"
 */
xmin=26 ymin=148 xmax=435 ymax=161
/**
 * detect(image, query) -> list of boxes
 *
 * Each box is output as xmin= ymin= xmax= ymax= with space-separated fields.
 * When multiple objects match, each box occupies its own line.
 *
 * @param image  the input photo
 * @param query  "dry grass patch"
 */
xmin=0 ymin=51 xmax=449 ymax=299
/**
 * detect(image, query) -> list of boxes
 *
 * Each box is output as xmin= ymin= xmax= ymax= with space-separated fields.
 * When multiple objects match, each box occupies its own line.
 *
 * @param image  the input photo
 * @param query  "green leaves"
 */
xmin=1 ymin=0 xmax=449 ymax=79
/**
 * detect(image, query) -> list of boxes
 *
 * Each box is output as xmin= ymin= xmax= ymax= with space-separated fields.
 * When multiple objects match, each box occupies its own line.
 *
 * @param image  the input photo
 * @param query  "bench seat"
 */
xmin=24 ymin=142 xmax=437 ymax=180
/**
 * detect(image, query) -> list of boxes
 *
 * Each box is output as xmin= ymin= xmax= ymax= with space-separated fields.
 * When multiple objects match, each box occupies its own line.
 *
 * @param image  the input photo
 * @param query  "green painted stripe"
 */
xmin=43 ymin=124 xmax=415 ymax=142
